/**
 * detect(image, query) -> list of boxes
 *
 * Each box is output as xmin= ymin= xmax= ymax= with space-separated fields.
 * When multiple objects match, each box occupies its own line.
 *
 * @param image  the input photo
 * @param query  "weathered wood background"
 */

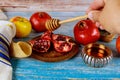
xmin=0 ymin=0 xmax=93 ymax=12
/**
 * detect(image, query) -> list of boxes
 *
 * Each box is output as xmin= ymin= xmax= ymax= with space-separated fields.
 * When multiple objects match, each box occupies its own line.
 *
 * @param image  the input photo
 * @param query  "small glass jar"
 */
xmin=81 ymin=43 xmax=113 ymax=68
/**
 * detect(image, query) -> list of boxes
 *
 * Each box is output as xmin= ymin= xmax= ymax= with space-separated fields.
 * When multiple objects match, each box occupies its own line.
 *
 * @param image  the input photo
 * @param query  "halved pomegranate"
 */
xmin=52 ymin=34 xmax=74 ymax=53
xmin=41 ymin=31 xmax=52 ymax=40
xmin=30 ymin=32 xmax=79 ymax=62
xmin=29 ymin=31 xmax=52 ymax=53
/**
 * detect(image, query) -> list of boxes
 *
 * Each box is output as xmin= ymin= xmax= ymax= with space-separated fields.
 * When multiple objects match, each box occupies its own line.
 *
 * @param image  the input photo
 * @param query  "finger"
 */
xmin=99 ymin=25 xmax=104 ymax=30
xmin=90 ymin=0 xmax=105 ymax=10
xmin=87 ymin=0 xmax=105 ymax=13
xmin=88 ymin=10 xmax=101 ymax=22
xmin=95 ymin=22 xmax=104 ymax=30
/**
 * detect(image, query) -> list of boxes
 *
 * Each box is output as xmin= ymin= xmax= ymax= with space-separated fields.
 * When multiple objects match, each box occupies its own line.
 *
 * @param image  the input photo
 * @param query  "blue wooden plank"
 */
xmin=6 ymin=12 xmax=120 ymax=79
xmin=11 ymin=55 xmax=120 ymax=79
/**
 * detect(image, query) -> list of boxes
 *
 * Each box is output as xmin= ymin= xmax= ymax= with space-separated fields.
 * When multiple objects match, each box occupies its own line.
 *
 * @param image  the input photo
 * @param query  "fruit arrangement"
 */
xmin=6 ymin=11 xmax=119 ymax=67
xmin=28 ymin=31 xmax=79 ymax=62
xmin=30 ymin=12 xmax=87 ymax=32
xmin=29 ymin=31 xmax=75 ymax=53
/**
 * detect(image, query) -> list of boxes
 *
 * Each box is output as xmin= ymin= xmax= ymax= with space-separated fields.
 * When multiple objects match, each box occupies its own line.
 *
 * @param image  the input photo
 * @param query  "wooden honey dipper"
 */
xmin=45 ymin=15 xmax=88 ymax=31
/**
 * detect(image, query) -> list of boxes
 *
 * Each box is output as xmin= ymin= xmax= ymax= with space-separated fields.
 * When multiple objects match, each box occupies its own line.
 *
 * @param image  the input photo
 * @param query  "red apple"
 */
xmin=30 ymin=12 xmax=51 ymax=32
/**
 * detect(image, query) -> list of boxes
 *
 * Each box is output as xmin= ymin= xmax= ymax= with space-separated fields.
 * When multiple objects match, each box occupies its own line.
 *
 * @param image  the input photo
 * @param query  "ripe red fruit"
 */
xmin=30 ymin=12 xmax=51 ymax=32
xmin=29 ymin=31 xmax=75 ymax=53
xmin=29 ymin=31 xmax=52 ymax=53
xmin=116 ymin=36 xmax=120 ymax=53
xmin=52 ymin=34 xmax=74 ymax=53
xmin=73 ymin=19 xmax=100 ymax=45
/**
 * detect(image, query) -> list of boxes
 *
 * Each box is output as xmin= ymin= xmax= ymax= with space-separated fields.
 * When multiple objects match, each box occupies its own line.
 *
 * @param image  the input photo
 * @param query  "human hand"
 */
xmin=87 ymin=0 xmax=120 ymax=34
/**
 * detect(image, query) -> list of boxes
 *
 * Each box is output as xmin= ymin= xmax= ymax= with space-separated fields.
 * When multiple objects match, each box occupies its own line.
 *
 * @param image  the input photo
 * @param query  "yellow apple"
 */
xmin=10 ymin=16 xmax=32 ymax=38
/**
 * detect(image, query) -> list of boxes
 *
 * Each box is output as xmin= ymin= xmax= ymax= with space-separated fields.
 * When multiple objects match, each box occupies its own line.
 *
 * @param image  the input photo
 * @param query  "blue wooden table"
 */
xmin=6 ymin=12 xmax=120 ymax=80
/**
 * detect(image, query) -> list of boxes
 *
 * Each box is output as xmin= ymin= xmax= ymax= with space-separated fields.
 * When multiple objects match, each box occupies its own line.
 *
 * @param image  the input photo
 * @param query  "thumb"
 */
xmin=88 ymin=11 xmax=101 ymax=22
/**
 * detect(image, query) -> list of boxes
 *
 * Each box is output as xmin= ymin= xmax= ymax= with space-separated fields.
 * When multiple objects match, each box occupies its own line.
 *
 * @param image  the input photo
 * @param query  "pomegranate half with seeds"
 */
xmin=29 ymin=31 xmax=52 ymax=53
xmin=52 ymin=34 xmax=74 ymax=53
xmin=29 ymin=31 xmax=79 ymax=62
